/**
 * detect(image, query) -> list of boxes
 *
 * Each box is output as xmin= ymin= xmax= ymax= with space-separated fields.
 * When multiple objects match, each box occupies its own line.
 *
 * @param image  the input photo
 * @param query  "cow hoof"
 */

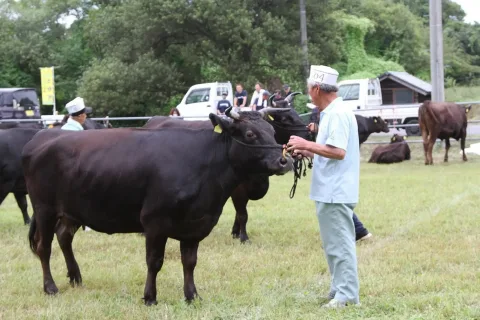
xmin=143 ymin=298 xmax=158 ymax=306
xmin=240 ymin=237 xmax=250 ymax=244
xmin=231 ymin=232 xmax=240 ymax=239
xmin=44 ymin=284 xmax=59 ymax=295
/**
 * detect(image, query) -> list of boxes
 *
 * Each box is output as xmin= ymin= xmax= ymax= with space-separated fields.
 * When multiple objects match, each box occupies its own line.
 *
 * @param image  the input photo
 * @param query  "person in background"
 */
xmin=217 ymin=92 xmax=232 ymax=115
xmin=169 ymin=108 xmax=181 ymax=117
xmin=249 ymin=82 xmax=264 ymax=111
xmin=282 ymin=84 xmax=296 ymax=108
xmin=234 ymin=84 xmax=248 ymax=111
xmin=273 ymin=89 xmax=283 ymax=102
xmin=61 ymin=96 xmax=91 ymax=232
xmin=258 ymin=90 xmax=271 ymax=110
xmin=61 ymin=97 xmax=88 ymax=131
xmin=287 ymin=65 xmax=361 ymax=308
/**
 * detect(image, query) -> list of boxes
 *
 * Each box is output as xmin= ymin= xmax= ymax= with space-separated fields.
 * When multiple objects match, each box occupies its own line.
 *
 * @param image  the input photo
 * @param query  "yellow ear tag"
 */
xmin=403 ymin=136 xmax=406 ymax=140
xmin=466 ymin=108 xmax=469 ymax=113
xmin=214 ymin=125 xmax=222 ymax=134
xmin=268 ymin=115 xmax=274 ymax=120
xmin=374 ymin=119 xmax=377 ymax=123
xmin=392 ymin=137 xmax=396 ymax=141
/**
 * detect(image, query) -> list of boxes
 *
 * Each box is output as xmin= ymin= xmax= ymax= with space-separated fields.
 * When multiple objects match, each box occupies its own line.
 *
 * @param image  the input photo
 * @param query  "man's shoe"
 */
xmin=322 ymin=299 xmax=346 ymax=309
xmin=356 ymin=232 xmax=372 ymax=242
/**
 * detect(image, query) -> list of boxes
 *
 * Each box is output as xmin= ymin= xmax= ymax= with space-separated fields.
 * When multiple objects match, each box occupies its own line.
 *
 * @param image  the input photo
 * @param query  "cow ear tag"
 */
xmin=214 ymin=125 xmax=222 ymax=134
xmin=392 ymin=137 xmax=396 ymax=141
xmin=268 ymin=115 xmax=274 ymax=120
xmin=374 ymin=119 xmax=377 ymax=123
xmin=466 ymin=108 xmax=469 ymax=113
xmin=403 ymin=136 xmax=406 ymax=140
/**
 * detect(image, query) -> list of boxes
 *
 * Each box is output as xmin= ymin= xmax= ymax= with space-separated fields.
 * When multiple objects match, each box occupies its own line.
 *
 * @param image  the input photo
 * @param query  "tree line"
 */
xmin=0 ymin=0 xmax=479 ymax=116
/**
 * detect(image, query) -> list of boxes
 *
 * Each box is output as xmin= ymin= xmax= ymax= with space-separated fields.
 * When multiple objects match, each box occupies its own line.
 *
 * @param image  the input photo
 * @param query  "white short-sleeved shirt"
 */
xmin=309 ymin=97 xmax=360 ymax=204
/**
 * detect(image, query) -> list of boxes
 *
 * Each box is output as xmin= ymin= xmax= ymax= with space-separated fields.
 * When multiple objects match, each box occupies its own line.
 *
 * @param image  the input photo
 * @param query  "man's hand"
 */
xmin=287 ymin=135 xmax=310 ymax=152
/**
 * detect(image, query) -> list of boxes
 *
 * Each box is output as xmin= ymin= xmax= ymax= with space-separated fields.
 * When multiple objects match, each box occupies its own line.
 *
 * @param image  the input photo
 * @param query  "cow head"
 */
xmin=209 ymin=108 xmax=293 ymax=176
xmin=260 ymin=105 xmax=311 ymax=144
xmin=390 ymin=134 xmax=406 ymax=144
xmin=372 ymin=116 xmax=389 ymax=133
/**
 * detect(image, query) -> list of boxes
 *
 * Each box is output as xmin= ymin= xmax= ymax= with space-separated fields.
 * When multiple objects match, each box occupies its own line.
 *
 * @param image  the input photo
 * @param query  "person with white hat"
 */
xmin=287 ymin=65 xmax=361 ymax=308
xmin=61 ymin=97 xmax=92 ymax=232
xmin=61 ymin=97 xmax=89 ymax=131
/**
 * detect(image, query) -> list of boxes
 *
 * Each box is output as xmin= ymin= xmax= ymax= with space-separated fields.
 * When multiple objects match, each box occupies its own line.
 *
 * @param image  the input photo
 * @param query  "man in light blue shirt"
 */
xmin=61 ymin=97 xmax=88 ymax=131
xmin=61 ymin=97 xmax=91 ymax=232
xmin=287 ymin=65 xmax=360 ymax=308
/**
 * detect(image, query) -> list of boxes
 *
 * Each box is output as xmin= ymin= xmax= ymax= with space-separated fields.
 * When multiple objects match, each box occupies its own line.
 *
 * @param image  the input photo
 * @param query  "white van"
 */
xmin=176 ymin=82 xmax=233 ymax=120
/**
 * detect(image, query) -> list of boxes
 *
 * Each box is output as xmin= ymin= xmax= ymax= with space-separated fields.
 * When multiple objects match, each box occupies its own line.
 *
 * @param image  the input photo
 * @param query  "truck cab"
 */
xmin=176 ymin=82 xmax=233 ymax=120
xmin=0 ymin=88 xmax=42 ymax=121
xmin=337 ymin=78 xmax=382 ymax=110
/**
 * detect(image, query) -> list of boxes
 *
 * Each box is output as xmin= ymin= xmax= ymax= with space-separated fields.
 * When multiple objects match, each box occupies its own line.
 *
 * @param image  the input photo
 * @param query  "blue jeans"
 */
xmin=353 ymin=212 xmax=369 ymax=240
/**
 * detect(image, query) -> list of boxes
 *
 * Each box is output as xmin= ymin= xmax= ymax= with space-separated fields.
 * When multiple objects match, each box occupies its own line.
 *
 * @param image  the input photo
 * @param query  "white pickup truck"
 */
xmin=175 ymin=82 xmax=233 ymax=121
xmin=307 ymin=78 xmax=423 ymax=135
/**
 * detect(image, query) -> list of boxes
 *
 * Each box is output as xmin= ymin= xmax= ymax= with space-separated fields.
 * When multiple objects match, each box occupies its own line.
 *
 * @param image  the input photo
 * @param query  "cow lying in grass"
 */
xmin=368 ymin=134 xmax=411 ymax=164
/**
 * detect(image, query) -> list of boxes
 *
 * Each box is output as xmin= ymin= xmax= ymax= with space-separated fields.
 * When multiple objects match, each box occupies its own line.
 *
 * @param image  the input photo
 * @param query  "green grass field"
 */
xmin=0 ymin=143 xmax=479 ymax=320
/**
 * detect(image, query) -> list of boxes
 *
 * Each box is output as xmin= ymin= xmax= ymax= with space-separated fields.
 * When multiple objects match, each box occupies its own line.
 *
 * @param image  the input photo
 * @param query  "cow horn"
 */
xmin=259 ymin=107 xmax=291 ymax=118
xmin=225 ymin=107 xmax=241 ymax=120
xmin=269 ymin=94 xmax=276 ymax=107
xmin=285 ymin=92 xmax=302 ymax=103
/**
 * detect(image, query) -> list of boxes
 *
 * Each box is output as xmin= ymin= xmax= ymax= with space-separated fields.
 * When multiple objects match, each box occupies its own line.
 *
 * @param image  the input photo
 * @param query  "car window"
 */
xmin=186 ymin=88 xmax=210 ymax=104
xmin=217 ymin=86 xmax=229 ymax=97
xmin=339 ymin=84 xmax=360 ymax=101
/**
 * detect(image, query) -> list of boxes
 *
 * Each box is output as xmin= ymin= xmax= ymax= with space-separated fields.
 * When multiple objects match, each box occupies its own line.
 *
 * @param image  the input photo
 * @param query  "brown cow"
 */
xmin=368 ymin=134 xmax=411 ymax=164
xmin=418 ymin=101 xmax=471 ymax=165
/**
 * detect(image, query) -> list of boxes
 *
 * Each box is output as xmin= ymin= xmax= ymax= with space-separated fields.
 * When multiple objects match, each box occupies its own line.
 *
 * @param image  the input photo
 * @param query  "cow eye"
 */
xmin=246 ymin=131 xmax=255 ymax=138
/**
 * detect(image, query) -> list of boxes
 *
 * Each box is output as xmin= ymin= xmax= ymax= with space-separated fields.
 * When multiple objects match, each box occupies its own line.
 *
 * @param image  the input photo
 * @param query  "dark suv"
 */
xmin=0 ymin=88 xmax=42 ymax=121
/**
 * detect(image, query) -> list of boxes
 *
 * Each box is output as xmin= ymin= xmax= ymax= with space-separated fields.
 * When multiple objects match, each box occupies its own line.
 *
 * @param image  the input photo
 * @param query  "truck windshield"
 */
xmin=12 ymin=90 xmax=40 ymax=107
xmin=338 ymin=84 xmax=360 ymax=101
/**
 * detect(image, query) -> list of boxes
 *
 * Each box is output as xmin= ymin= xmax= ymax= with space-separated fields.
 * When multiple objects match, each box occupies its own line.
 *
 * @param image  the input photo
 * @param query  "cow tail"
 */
xmin=28 ymin=214 xmax=38 ymax=256
xmin=423 ymin=100 xmax=440 ymax=124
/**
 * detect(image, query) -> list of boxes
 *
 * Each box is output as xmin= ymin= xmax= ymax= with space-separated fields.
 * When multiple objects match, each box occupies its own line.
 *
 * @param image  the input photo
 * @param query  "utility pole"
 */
xmin=299 ymin=0 xmax=309 ymax=79
xmin=429 ymin=0 xmax=445 ymax=102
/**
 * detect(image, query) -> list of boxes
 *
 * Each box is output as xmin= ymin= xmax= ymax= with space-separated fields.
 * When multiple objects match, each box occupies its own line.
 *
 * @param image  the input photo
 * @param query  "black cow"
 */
xmin=144 ymin=105 xmax=311 ymax=243
xmin=0 ymin=122 xmax=44 ymax=129
xmin=356 ymin=115 xmax=390 ymax=145
xmin=307 ymin=113 xmax=389 ymax=145
xmin=0 ymin=119 xmax=108 ymax=224
xmin=368 ymin=134 xmax=411 ymax=164
xmin=0 ymin=128 xmax=40 ymax=224
xmin=24 ymin=109 xmax=293 ymax=304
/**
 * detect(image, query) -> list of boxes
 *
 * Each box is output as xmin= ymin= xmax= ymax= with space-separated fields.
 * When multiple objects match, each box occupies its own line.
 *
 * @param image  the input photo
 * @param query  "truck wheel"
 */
xmin=405 ymin=119 xmax=420 ymax=136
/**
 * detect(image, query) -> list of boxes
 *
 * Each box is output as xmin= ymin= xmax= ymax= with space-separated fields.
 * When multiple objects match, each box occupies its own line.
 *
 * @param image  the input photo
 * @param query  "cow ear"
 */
xmin=209 ymin=114 xmax=231 ymax=134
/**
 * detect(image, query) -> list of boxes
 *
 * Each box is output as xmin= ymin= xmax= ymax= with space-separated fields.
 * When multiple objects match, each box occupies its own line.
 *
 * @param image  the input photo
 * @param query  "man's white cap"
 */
xmin=65 ymin=97 xmax=87 ymax=115
xmin=308 ymin=65 xmax=339 ymax=86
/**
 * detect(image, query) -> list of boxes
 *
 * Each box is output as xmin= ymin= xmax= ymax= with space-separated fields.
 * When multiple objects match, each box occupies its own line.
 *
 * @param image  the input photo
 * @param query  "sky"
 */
xmin=58 ymin=1 xmax=479 ymax=28
xmin=452 ymin=0 xmax=480 ymax=24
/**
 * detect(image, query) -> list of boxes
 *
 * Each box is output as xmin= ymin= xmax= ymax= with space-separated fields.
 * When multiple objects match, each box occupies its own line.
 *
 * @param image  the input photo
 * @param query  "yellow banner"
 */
xmin=40 ymin=67 xmax=55 ymax=105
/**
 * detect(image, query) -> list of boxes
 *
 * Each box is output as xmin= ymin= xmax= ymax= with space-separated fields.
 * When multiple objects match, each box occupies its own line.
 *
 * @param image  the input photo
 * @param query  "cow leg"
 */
xmin=461 ymin=130 xmax=468 ymax=162
xmin=13 ymin=192 xmax=30 ymax=225
xmin=421 ymin=130 xmax=429 ymax=165
xmin=56 ymin=219 xmax=82 ymax=286
xmin=427 ymin=135 xmax=436 ymax=165
xmin=180 ymin=240 xmax=200 ymax=302
xmin=444 ymin=138 xmax=450 ymax=162
xmin=34 ymin=212 xmax=59 ymax=295
xmin=231 ymin=189 xmax=250 ymax=243
xmin=143 ymin=234 xmax=168 ymax=306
